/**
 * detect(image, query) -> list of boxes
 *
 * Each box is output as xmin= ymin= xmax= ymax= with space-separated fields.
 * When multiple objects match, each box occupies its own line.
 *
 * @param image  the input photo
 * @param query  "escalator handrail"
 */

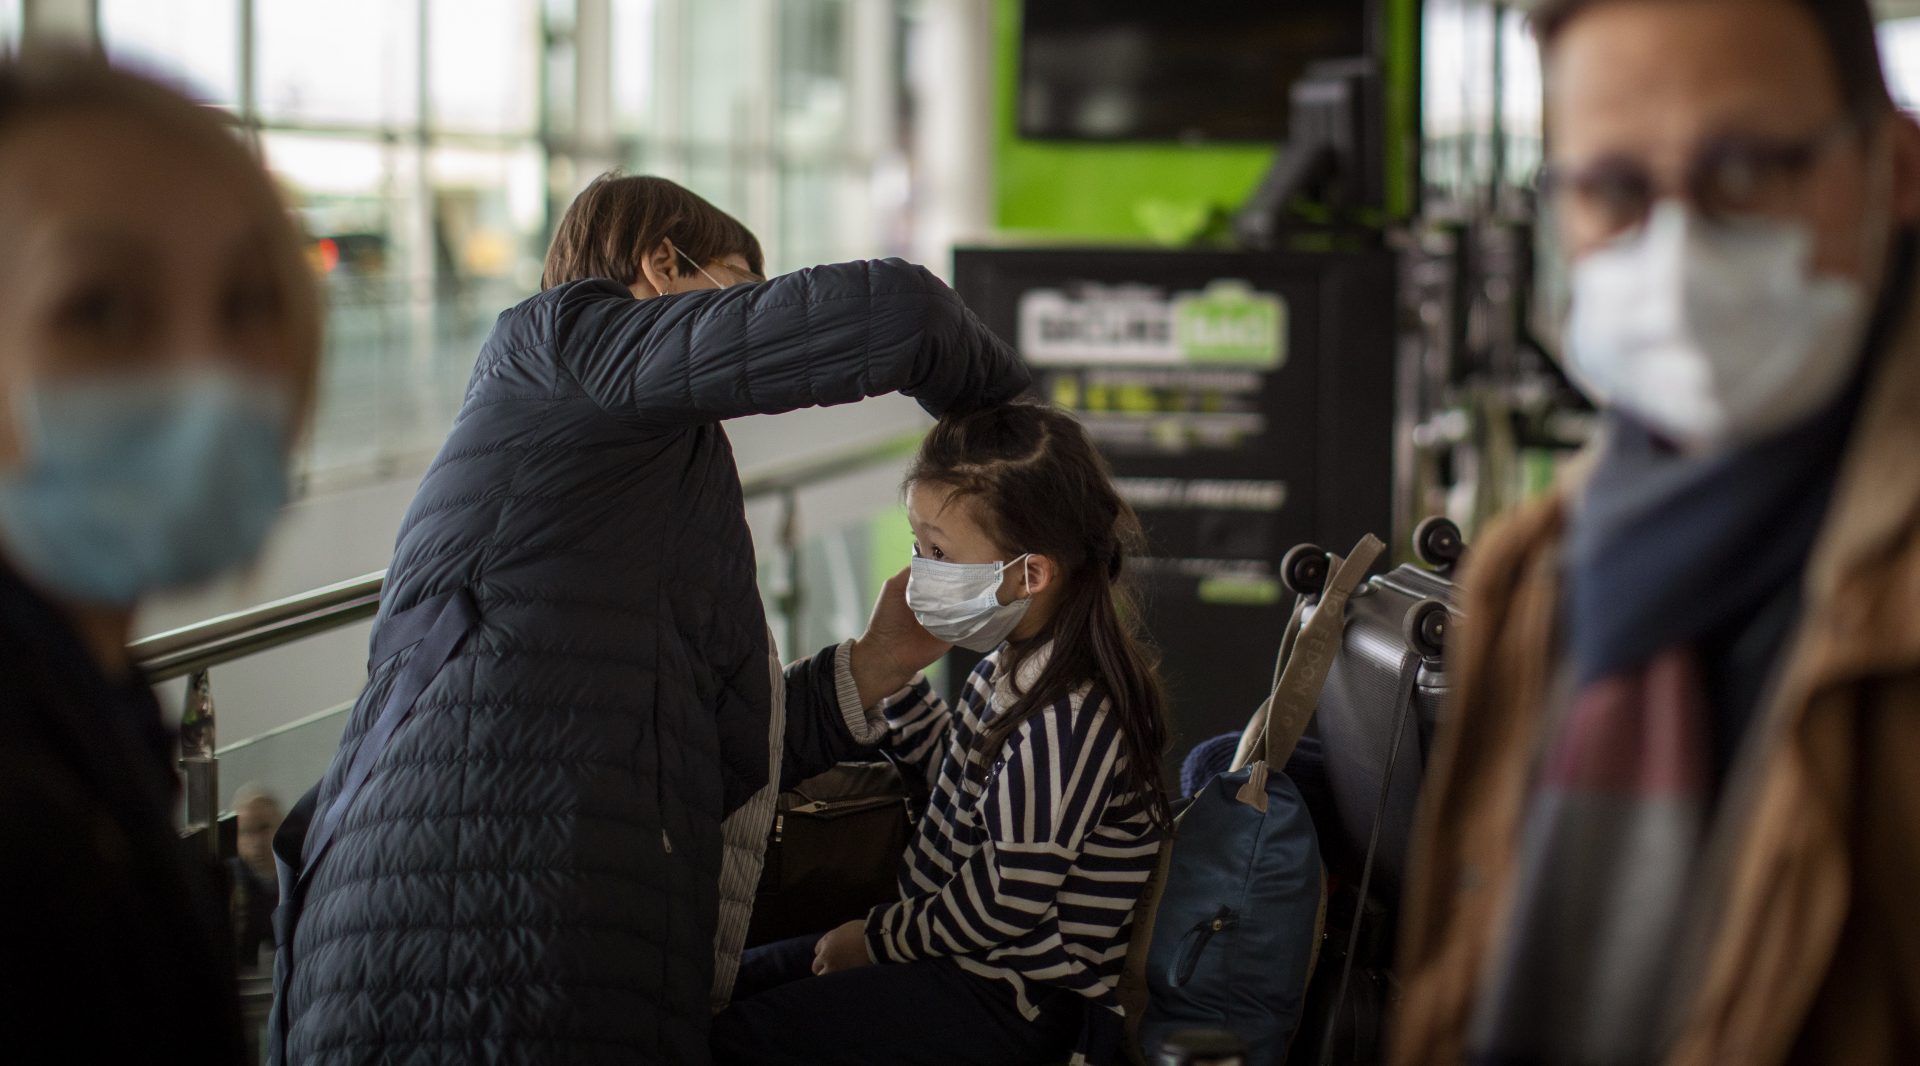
xmin=130 ymin=428 xmax=924 ymax=681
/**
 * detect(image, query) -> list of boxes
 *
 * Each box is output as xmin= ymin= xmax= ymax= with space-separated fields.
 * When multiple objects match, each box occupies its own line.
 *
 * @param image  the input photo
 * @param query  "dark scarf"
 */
xmin=1466 ymin=233 xmax=1911 ymax=1066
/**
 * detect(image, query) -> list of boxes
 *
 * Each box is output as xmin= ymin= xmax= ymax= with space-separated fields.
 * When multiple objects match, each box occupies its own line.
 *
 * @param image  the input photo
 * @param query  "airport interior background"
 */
xmin=8 ymin=0 xmax=1920 ymax=1054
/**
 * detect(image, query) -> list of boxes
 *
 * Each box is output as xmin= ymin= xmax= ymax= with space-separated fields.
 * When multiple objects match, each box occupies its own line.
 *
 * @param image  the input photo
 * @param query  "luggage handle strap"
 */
xmin=1237 ymin=534 xmax=1385 ymax=811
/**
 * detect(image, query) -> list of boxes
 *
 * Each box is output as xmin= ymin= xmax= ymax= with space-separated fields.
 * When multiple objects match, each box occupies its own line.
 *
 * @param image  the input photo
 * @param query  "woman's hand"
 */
xmin=812 ymin=919 xmax=874 ymax=976
xmin=850 ymin=568 xmax=949 ymax=707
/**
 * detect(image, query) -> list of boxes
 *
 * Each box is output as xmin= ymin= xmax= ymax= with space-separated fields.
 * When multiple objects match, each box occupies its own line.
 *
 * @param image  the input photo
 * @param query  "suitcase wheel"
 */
xmin=1405 ymin=599 xmax=1452 ymax=661
xmin=1282 ymin=543 xmax=1329 ymax=595
xmin=1413 ymin=516 xmax=1466 ymax=573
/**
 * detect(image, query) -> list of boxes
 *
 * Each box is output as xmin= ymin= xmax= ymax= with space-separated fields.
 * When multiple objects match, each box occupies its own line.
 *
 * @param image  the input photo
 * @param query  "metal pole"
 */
xmin=177 ymin=670 xmax=220 ymax=857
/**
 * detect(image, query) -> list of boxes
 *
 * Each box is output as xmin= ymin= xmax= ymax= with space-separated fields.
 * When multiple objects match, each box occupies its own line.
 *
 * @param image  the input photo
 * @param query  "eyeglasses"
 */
xmin=1537 ymin=116 xmax=1863 ymax=239
xmin=673 ymin=244 xmax=765 ymax=287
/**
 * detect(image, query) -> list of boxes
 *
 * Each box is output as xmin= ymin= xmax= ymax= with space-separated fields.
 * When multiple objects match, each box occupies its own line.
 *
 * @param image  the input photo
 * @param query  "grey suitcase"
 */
xmin=1243 ymin=518 xmax=1464 ymax=1066
xmin=1299 ymin=520 xmax=1459 ymax=904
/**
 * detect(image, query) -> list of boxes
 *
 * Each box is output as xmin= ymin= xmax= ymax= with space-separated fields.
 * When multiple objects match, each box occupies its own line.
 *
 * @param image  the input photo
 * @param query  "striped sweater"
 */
xmin=863 ymin=644 xmax=1161 ymax=1062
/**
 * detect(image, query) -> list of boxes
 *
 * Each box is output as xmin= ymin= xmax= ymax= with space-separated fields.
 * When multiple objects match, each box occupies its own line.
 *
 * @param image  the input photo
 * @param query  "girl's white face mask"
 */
xmin=1565 ymin=200 xmax=1874 ymax=451
xmin=906 ymin=553 xmax=1032 ymax=653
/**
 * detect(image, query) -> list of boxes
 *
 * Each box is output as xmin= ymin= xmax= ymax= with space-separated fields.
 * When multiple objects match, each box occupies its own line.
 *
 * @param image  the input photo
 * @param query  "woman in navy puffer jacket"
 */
xmin=272 ymin=174 xmax=1029 ymax=1065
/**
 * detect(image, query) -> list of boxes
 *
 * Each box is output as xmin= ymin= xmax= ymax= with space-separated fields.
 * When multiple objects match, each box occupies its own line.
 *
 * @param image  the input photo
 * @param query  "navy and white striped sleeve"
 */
xmin=864 ymin=694 xmax=1126 ymax=963
xmin=875 ymin=675 xmax=951 ymax=784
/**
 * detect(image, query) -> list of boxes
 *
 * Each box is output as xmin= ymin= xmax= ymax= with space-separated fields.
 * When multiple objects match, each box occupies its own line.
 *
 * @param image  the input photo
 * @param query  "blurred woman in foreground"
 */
xmin=0 ymin=53 xmax=320 ymax=1062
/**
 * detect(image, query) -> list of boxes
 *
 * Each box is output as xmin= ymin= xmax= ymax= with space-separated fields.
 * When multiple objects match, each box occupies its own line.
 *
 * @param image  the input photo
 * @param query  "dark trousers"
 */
xmin=710 ymin=932 xmax=1083 ymax=1065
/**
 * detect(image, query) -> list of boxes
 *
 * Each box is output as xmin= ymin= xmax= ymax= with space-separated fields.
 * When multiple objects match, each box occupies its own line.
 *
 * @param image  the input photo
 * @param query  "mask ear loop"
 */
xmin=997 ymin=553 xmax=1034 ymax=604
xmin=672 ymin=244 xmax=726 ymax=290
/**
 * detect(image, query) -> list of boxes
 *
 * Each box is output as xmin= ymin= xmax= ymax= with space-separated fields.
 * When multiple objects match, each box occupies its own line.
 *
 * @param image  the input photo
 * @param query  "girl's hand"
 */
xmin=812 ymin=919 xmax=873 ymax=976
xmin=850 ymin=568 xmax=949 ymax=706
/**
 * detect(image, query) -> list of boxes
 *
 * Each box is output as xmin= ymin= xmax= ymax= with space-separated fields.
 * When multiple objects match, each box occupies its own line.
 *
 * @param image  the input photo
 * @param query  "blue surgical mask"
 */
xmin=0 ymin=368 xmax=293 ymax=604
xmin=906 ymin=553 xmax=1032 ymax=653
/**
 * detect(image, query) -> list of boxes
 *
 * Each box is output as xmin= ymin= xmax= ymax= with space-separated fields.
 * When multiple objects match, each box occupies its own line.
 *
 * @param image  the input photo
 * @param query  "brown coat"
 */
xmin=1392 ymin=288 xmax=1920 ymax=1064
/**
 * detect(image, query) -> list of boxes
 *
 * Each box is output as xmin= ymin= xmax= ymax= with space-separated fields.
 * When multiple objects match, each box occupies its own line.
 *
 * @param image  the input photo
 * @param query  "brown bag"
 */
xmin=745 ymin=760 xmax=923 ymax=947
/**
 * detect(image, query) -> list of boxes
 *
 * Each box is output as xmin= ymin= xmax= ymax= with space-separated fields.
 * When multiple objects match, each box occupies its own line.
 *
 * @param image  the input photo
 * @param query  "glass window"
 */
xmin=80 ymin=0 xmax=904 ymax=482
xmin=429 ymin=144 xmax=547 ymax=292
xmin=778 ymin=163 xmax=844 ymax=271
xmin=1881 ymin=19 xmax=1920 ymax=111
xmin=99 ymin=0 xmax=241 ymax=107
xmin=684 ymin=148 xmax=755 ymax=226
xmin=626 ymin=138 xmax=688 ymax=184
xmin=0 ymin=1 xmax=20 ymax=52
xmin=1421 ymin=0 xmax=1499 ymax=203
xmin=777 ymin=0 xmax=850 ymax=158
xmin=1498 ymin=7 xmax=1544 ymax=189
xmin=684 ymin=0 xmax=765 ymax=147
xmin=265 ymin=132 xmax=424 ymax=280
xmin=426 ymin=145 xmax=545 ymax=445
xmin=427 ymin=0 xmax=540 ymax=133
xmin=611 ymin=0 xmax=660 ymax=134
xmin=262 ymin=132 xmax=432 ymax=473
xmin=255 ymin=0 xmax=421 ymax=127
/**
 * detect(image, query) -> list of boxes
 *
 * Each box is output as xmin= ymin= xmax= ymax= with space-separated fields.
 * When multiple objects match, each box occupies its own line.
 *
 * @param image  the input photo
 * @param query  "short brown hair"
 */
xmin=541 ymin=173 xmax=764 ymax=290
xmin=1532 ymin=0 xmax=1893 ymax=122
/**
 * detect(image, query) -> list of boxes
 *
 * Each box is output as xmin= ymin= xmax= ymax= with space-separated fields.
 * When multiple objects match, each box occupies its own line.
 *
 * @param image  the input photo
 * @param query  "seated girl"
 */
xmin=712 ymin=402 xmax=1173 ymax=1066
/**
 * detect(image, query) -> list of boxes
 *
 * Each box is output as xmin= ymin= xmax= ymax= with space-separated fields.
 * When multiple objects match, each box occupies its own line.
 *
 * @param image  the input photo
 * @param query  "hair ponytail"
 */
xmin=907 ymin=403 xmax=1173 ymax=830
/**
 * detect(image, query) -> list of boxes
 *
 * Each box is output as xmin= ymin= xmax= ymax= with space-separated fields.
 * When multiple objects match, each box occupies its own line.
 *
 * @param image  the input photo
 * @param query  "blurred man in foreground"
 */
xmin=1395 ymin=1 xmax=1920 ymax=1062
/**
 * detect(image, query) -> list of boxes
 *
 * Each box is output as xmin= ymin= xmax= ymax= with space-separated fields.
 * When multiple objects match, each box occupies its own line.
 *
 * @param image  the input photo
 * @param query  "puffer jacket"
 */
xmin=274 ymin=260 xmax=1030 ymax=1065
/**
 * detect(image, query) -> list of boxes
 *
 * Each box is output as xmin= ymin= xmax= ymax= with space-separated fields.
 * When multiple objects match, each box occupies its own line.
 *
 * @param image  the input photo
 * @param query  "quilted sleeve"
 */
xmin=552 ymin=261 xmax=1031 ymax=428
xmin=778 ymin=640 xmax=885 ymax=790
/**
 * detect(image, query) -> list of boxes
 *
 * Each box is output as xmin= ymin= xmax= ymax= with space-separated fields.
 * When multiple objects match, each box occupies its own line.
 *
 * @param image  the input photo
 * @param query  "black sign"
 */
xmin=955 ymin=247 xmax=1397 ymax=774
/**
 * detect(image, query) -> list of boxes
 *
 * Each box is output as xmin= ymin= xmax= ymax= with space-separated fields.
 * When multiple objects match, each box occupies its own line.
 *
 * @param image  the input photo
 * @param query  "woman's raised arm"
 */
xmin=553 ymin=259 xmax=1030 ymax=429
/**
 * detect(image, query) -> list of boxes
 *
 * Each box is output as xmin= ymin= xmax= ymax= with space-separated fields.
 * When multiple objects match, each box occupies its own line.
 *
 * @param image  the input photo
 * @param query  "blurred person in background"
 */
xmin=1395 ymin=1 xmax=1920 ymax=1063
xmin=272 ymin=173 xmax=1030 ymax=1065
xmin=0 ymin=53 xmax=320 ymax=1065
xmin=230 ymin=784 xmax=284 ymax=972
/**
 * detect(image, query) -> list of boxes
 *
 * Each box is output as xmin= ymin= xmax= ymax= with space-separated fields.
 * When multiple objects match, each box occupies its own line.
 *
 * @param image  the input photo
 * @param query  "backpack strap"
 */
xmin=1236 ymin=534 xmax=1385 ymax=809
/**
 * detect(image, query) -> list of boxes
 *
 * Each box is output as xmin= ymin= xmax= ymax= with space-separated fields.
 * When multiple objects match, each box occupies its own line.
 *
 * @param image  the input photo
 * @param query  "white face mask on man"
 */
xmin=1565 ymin=201 xmax=1874 ymax=450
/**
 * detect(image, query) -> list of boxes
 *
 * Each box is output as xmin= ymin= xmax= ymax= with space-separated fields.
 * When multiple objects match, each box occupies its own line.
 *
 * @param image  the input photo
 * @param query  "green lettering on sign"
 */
xmin=1173 ymin=281 xmax=1286 ymax=368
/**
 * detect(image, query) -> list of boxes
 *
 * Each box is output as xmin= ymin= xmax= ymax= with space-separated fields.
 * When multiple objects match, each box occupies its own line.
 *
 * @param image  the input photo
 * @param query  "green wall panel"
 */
xmin=991 ymin=0 xmax=1418 ymax=240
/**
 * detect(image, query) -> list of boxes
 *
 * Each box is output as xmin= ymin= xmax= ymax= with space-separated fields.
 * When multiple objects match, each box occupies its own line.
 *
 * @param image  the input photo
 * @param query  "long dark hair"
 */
xmin=907 ymin=402 xmax=1173 ymax=830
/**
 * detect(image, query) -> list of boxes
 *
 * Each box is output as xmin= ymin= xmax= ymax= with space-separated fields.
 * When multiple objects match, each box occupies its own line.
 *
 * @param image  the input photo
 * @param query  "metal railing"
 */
xmin=135 ymin=427 xmax=923 ymax=849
